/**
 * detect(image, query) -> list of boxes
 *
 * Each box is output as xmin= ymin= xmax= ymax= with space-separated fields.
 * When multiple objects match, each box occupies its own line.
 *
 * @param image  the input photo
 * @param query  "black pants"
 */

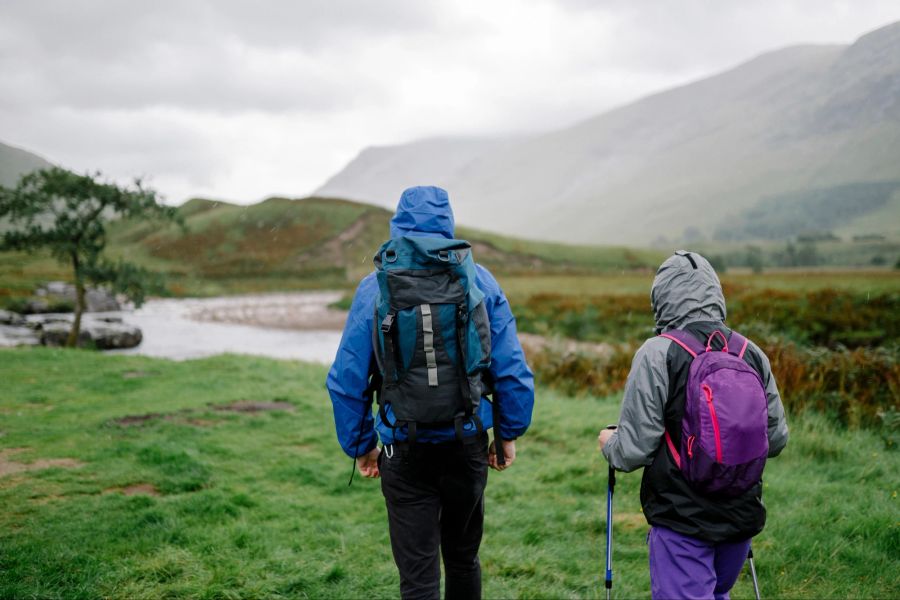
xmin=379 ymin=432 xmax=489 ymax=600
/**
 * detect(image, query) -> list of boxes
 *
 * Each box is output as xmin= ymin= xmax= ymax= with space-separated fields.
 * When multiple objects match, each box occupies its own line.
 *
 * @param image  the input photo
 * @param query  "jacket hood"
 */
xmin=389 ymin=186 xmax=455 ymax=239
xmin=651 ymin=250 xmax=726 ymax=334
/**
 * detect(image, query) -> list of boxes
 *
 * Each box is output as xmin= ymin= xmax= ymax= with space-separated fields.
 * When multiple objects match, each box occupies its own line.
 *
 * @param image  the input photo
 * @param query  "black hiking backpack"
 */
xmin=370 ymin=235 xmax=493 ymax=443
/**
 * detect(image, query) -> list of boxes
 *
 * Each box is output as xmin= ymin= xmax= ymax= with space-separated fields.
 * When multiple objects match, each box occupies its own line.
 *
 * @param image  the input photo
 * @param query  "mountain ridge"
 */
xmin=315 ymin=21 xmax=900 ymax=244
xmin=0 ymin=141 xmax=55 ymax=188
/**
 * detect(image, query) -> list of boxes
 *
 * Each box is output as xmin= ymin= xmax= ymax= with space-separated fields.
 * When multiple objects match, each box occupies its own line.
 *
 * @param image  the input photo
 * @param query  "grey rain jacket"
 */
xmin=602 ymin=250 xmax=789 ymax=542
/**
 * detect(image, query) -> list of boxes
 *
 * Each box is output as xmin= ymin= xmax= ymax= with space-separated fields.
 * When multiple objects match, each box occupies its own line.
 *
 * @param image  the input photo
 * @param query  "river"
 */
xmin=105 ymin=291 xmax=346 ymax=363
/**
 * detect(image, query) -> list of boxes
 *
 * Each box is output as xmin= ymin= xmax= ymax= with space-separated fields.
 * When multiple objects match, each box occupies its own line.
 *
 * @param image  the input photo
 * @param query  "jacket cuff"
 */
xmin=349 ymin=436 xmax=377 ymax=459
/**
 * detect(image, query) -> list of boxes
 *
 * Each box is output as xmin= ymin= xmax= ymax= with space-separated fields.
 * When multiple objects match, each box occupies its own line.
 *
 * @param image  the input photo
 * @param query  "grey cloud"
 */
xmin=1 ymin=108 xmax=224 ymax=194
xmin=0 ymin=1 xmax=415 ymax=114
xmin=552 ymin=0 xmax=900 ymax=72
xmin=0 ymin=0 xmax=436 ymax=56
xmin=1 ymin=0 xmax=897 ymax=204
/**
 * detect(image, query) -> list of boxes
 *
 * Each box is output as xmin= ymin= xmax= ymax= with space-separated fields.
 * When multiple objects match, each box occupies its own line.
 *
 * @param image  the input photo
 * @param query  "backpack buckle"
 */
xmin=438 ymin=250 xmax=451 ymax=262
xmin=381 ymin=313 xmax=395 ymax=333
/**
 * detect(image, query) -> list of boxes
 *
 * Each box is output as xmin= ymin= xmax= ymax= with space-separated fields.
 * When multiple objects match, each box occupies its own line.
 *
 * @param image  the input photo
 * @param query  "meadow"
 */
xmin=1 ymin=348 xmax=898 ymax=599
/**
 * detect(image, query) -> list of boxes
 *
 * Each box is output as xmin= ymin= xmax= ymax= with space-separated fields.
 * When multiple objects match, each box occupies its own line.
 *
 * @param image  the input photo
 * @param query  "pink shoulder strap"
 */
xmin=658 ymin=330 xmax=704 ymax=358
xmin=727 ymin=330 xmax=750 ymax=360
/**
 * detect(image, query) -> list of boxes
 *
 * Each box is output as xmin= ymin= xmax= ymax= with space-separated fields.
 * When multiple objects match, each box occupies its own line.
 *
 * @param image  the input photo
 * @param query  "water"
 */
xmin=105 ymin=292 xmax=345 ymax=363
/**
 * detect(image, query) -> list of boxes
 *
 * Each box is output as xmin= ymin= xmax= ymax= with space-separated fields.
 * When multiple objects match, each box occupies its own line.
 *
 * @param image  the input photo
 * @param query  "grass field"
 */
xmin=2 ymin=348 xmax=897 ymax=599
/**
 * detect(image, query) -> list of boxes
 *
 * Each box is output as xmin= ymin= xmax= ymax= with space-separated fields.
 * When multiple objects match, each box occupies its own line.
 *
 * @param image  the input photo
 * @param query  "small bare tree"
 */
xmin=0 ymin=167 xmax=182 ymax=346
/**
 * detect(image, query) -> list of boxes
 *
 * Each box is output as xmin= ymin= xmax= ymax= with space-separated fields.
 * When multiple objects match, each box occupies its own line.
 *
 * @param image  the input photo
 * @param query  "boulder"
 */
xmin=24 ymin=297 xmax=52 ymax=313
xmin=0 ymin=310 xmax=26 ymax=326
xmin=34 ymin=315 xmax=142 ymax=349
xmin=85 ymin=320 xmax=142 ymax=350
xmin=39 ymin=321 xmax=92 ymax=347
xmin=34 ymin=281 xmax=120 ymax=312
xmin=0 ymin=324 xmax=41 ymax=347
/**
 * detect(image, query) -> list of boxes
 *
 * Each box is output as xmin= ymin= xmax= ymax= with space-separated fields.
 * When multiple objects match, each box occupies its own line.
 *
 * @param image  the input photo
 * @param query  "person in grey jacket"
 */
xmin=598 ymin=250 xmax=789 ymax=600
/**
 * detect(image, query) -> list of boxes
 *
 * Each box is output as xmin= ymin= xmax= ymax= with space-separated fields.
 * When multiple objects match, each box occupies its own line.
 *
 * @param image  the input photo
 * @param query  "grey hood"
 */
xmin=651 ymin=251 xmax=726 ymax=334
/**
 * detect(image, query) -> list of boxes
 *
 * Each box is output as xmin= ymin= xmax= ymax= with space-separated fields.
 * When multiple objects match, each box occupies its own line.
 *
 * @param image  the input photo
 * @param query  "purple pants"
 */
xmin=648 ymin=526 xmax=751 ymax=600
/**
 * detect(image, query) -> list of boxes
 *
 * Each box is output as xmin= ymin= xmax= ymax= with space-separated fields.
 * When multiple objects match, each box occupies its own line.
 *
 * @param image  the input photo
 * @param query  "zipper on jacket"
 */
xmin=701 ymin=384 xmax=723 ymax=463
xmin=687 ymin=435 xmax=695 ymax=458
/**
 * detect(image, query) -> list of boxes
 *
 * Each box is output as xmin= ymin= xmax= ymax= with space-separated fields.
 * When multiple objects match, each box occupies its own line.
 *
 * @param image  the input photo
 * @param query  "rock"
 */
xmin=95 ymin=316 xmax=124 ymax=324
xmin=24 ymin=297 xmax=51 ymax=313
xmin=34 ymin=315 xmax=142 ymax=349
xmin=86 ymin=320 xmax=142 ymax=350
xmin=34 ymin=281 xmax=121 ymax=312
xmin=39 ymin=321 xmax=92 ymax=347
xmin=84 ymin=288 xmax=121 ymax=312
xmin=0 ymin=310 xmax=26 ymax=326
xmin=0 ymin=324 xmax=41 ymax=347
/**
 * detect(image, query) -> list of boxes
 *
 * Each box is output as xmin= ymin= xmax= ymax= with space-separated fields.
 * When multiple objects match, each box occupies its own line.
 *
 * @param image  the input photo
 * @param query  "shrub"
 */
xmin=514 ymin=287 xmax=899 ymax=349
xmin=761 ymin=340 xmax=900 ymax=428
xmin=527 ymin=341 xmax=898 ymax=429
xmin=527 ymin=343 xmax=634 ymax=398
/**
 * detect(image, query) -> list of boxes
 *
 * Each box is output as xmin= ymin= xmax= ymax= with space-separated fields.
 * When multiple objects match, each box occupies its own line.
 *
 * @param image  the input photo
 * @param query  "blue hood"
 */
xmin=389 ymin=186 xmax=455 ymax=239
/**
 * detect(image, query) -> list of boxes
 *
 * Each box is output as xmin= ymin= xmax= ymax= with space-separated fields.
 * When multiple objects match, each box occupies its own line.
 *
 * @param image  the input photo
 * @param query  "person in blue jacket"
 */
xmin=327 ymin=186 xmax=535 ymax=600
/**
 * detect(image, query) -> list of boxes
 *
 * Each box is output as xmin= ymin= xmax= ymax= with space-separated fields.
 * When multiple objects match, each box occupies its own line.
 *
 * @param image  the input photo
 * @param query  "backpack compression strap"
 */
xmin=377 ymin=312 xmax=404 ymax=435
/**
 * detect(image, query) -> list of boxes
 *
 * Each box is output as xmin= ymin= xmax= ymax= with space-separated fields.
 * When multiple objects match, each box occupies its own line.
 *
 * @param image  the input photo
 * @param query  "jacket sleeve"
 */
xmin=477 ymin=266 xmax=535 ymax=440
xmin=602 ymin=337 xmax=670 ymax=472
xmin=747 ymin=340 xmax=789 ymax=457
xmin=326 ymin=274 xmax=379 ymax=458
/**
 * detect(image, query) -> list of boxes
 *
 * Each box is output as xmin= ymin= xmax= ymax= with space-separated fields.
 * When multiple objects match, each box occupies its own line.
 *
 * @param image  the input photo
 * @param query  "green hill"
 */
xmin=1 ymin=195 xmax=663 ymax=298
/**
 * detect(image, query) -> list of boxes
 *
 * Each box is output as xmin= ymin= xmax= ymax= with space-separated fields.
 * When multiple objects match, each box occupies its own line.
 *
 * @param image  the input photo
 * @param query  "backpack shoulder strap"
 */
xmin=727 ymin=330 xmax=750 ymax=360
xmin=658 ymin=329 xmax=704 ymax=358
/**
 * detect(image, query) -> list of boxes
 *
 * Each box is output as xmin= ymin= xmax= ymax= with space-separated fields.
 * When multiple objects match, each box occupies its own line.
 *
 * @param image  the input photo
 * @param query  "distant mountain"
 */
xmin=315 ymin=137 xmax=514 ymax=208
xmin=316 ymin=21 xmax=900 ymax=244
xmin=0 ymin=141 xmax=54 ymax=188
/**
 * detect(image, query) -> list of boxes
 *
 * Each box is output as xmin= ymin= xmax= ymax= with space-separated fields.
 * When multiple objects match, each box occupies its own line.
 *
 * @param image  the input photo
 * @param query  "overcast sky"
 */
xmin=1 ymin=1 xmax=898 ymax=205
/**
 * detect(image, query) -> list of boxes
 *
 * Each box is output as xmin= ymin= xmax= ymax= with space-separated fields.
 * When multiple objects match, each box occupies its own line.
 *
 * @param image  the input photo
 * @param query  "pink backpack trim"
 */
xmin=664 ymin=430 xmax=682 ymax=469
xmin=659 ymin=333 xmax=698 ymax=358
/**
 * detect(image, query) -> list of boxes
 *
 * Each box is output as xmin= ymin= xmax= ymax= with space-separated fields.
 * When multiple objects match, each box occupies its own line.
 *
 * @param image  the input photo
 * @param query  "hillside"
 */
xmin=0 ymin=141 xmax=54 ymax=188
xmin=316 ymin=21 xmax=900 ymax=245
xmin=0 ymin=196 xmax=663 ymax=298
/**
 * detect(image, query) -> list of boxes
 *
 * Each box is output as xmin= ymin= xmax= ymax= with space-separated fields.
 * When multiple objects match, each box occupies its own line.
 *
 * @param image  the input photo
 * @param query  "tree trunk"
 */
xmin=67 ymin=256 xmax=86 ymax=348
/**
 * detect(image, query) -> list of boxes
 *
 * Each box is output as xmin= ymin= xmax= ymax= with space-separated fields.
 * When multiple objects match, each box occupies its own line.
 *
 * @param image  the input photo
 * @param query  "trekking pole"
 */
xmin=605 ymin=464 xmax=616 ymax=600
xmin=748 ymin=546 xmax=761 ymax=600
xmin=492 ymin=395 xmax=505 ymax=467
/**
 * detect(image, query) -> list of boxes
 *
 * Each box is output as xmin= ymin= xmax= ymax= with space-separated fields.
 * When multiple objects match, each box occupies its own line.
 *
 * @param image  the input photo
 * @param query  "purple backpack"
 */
xmin=660 ymin=329 xmax=769 ymax=497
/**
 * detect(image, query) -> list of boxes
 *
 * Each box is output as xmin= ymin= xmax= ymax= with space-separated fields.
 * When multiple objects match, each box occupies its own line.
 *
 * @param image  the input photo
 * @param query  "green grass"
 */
xmin=1 ymin=348 xmax=897 ymax=599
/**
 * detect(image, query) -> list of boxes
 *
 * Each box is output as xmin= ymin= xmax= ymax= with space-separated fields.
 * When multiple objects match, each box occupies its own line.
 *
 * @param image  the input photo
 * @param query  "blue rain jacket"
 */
xmin=327 ymin=186 xmax=535 ymax=457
